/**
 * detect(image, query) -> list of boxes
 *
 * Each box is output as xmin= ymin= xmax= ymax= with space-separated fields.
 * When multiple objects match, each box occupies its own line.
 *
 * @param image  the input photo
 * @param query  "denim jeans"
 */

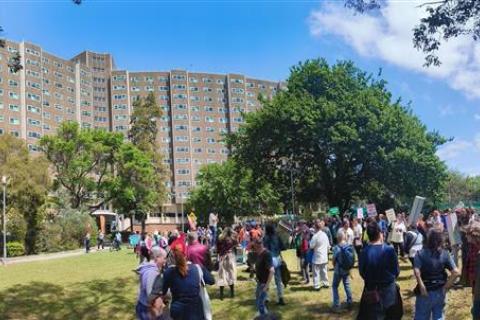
xmin=332 ymin=271 xmax=352 ymax=307
xmin=271 ymin=256 xmax=284 ymax=301
xmin=414 ymin=288 xmax=446 ymax=320
xmin=255 ymin=283 xmax=268 ymax=315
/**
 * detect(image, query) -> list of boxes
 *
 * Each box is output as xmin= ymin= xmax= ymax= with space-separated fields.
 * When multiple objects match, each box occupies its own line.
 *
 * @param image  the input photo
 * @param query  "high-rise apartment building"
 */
xmin=0 ymin=40 xmax=282 ymax=210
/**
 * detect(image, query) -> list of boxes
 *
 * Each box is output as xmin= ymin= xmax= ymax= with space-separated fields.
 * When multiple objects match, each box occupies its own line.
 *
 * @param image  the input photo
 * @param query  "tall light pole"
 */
xmin=2 ymin=175 xmax=7 ymax=266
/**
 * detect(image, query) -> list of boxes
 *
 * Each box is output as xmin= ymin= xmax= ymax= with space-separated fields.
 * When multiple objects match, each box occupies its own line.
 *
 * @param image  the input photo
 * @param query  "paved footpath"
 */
xmin=4 ymin=247 xmax=109 ymax=265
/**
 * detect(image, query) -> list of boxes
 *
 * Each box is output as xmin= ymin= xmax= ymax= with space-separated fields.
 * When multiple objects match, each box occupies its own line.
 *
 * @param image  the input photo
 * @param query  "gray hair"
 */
xmin=150 ymin=246 xmax=167 ymax=259
xmin=187 ymin=232 xmax=198 ymax=243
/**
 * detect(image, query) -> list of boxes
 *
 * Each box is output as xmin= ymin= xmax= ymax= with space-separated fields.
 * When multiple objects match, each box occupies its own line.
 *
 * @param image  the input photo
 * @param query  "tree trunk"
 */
xmin=130 ymin=215 xmax=134 ymax=233
xmin=141 ymin=215 xmax=146 ymax=235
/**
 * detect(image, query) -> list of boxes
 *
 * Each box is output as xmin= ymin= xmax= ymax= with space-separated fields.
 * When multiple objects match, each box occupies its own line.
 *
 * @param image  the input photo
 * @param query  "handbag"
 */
xmin=195 ymin=264 xmax=213 ymax=320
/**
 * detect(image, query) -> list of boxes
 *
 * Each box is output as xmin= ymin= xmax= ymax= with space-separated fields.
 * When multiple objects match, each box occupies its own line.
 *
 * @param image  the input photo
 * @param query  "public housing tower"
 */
xmin=0 ymin=39 xmax=283 ymax=214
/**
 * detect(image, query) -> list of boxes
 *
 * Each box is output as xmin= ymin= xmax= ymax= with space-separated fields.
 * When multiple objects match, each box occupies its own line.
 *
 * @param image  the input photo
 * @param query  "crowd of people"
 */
xmin=128 ymin=207 xmax=480 ymax=320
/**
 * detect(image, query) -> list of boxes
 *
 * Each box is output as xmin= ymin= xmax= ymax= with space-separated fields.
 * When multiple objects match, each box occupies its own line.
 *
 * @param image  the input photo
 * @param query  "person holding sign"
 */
xmin=391 ymin=214 xmax=407 ymax=259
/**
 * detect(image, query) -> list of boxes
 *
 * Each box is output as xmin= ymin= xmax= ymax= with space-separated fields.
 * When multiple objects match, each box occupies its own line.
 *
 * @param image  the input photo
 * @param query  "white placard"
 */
xmin=357 ymin=208 xmax=364 ymax=219
xmin=385 ymin=208 xmax=396 ymax=224
xmin=367 ymin=203 xmax=377 ymax=216
xmin=446 ymin=212 xmax=459 ymax=245
xmin=408 ymin=196 xmax=426 ymax=226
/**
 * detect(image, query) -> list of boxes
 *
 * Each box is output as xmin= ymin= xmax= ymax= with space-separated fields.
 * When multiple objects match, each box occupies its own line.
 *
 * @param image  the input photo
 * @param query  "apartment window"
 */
xmin=0 ymin=89 xmax=3 ymax=96
xmin=204 ymin=106 xmax=214 ymax=112
xmin=145 ymin=76 xmax=154 ymax=82
xmin=216 ymin=79 xmax=224 ymax=85
xmin=247 ymin=101 xmax=256 ymax=107
xmin=176 ymin=158 xmax=190 ymax=164
xmin=55 ymin=116 xmax=63 ymax=123
xmin=174 ymin=104 xmax=187 ymax=110
xmin=43 ymin=124 xmax=51 ymax=130
xmin=159 ymin=95 xmax=169 ymax=100
xmin=113 ymin=85 xmax=126 ymax=90
xmin=160 ymin=127 xmax=171 ymax=132
xmin=174 ymin=94 xmax=187 ymax=99
xmin=0 ymin=128 xmax=3 ymax=135
xmin=82 ymin=111 xmax=92 ymax=117
xmin=94 ymin=116 xmax=107 ymax=122
xmin=158 ymin=86 xmax=169 ymax=91
xmin=191 ymin=115 xmax=200 ymax=122
xmin=115 ymin=125 xmax=128 ymax=131
xmin=207 ymin=138 xmax=216 ymax=144
xmin=145 ymin=86 xmax=154 ymax=92
xmin=28 ymin=144 xmax=40 ymax=152
xmin=9 ymin=104 xmax=19 ymax=112
xmin=173 ymin=84 xmax=186 ymax=90
xmin=0 ymin=102 xmax=3 ymax=109
xmin=175 ymin=125 xmax=188 ymax=131
xmin=54 ymin=93 xmax=63 ymax=100
xmin=219 ymin=118 xmax=229 ymax=123
xmin=203 ymin=87 xmax=213 ymax=92
xmin=28 ymin=131 xmax=42 ymax=139
xmin=174 ymin=114 xmax=188 ymax=121
xmin=26 ymin=59 xmax=40 ymax=67
xmin=192 ymin=127 xmax=201 ymax=132
xmin=246 ymin=82 xmax=255 ymax=88
xmin=0 ymin=115 xmax=3 ymax=122
xmin=177 ymin=169 xmax=190 ymax=175
xmin=230 ymin=78 xmax=244 ymax=84
xmin=114 ymin=94 xmax=127 ymax=100
xmin=113 ymin=75 xmax=126 ymax=81
xmin=190 ymin=96 xmax=200 ymax=101
xmin=172 ymin=75 xmax=186 ymax=81
xmin=202 ymin=77 xmax=212 ymax=83
xmin=9 ymin=91 xmax=19 ymax=99
xmin=205 ymin=116 xmax=214 ymax=123
xmin=232 ymin=97 xmax=244 ymax=103
xmin=27 ymin=70 xmax=40 ymax=78
xmin=234 ymin=117 xmax=244 ymax=123
xmin=232 ymin=88 xmax=244 ymax=94
xmin=131 ymin=87 xmax=140 ymax=92
xmin=54 ymin=104 xmax=63 ymax=110
xmin=193 ymin=159 xmax=202 ymax=164
xmin=192 ymin=137 xmax=202 ymax=143
xmin=191 ymin=106 xmax=200 ymax=112
xmin=204 ymin=96 xmax=213 ymax=102
xmin=9 ymin=117 xmax=20 ymax=125
xmin=207 ymin=149 xmax=216 ymax=154
xmin=161 ymin=116 xmax=170 ymax=122
xmin=162 ymin=137 xmax=171 ymax=143
xmin=206 ymin=127 xmax=215 ymax=133
xmin=176 ymin=147 xmax=189 ymax=153
xmin=43 ymin=112 xmax=51 ymax=119
xmin=218 ymin=107 xmax=227 ymax=113
xmin=113 ymin=104 xmax=127 ymax=110
xmin=247 ymin=92 xmax=255 ymax=97
xmin=161 ymin=105 xmax=170 ymax=112
xmin=189 ymin=87 xmax=199 ymax=92
xmin=189 ymin=77 xmax=198 ymax=83
xmin=194 ymin=148 xmax=202 ymax=153
xmin=158 ymin=76 xmax=168 ymax=82
xmin=28 ymin=118 xmax=41 ymax=126
xmin=175 ymin=136 xmax=188 ymax=142
xmin=177 ymin=181 xmax=191 ymax=187
xmin=163 ymin=159 xmax=171 ymax=164
xmin=114 ymin=115 xmax=128 ymax=121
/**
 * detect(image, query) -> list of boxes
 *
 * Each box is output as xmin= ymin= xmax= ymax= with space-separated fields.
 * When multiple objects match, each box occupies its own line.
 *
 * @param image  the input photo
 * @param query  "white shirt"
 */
xmin=408 ymin=231 xmax=423 ymax=258
xmin=338 ymin=227 xmax=355 ymax=246
xmin=209 ymin=213 xmax=218 ymax=227
xmin=353 ymin=224 xmax=363 ymax=245
xmin=310 ymin=230 xmax=330 ymax=265
xmin=391 ymin=221 xmax=406 ymax=243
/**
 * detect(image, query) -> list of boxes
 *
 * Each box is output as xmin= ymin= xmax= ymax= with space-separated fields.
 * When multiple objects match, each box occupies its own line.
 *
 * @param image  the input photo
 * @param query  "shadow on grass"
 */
xmin=0 ymin=277 xmax=135 ymax=320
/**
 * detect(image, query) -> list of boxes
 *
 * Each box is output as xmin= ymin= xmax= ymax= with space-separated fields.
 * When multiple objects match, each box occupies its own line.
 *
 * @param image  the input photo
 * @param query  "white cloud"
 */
xmin=309 ymin=2 xmax=480 ymax=99
xmin=436 ymin=139 xmax=473 ymax=161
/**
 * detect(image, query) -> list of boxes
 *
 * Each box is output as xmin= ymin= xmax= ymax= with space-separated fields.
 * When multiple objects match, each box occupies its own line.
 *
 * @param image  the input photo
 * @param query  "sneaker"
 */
xmin=321 ymin=284 xmax=330 ymax=289
xmin=331 ymin=306 xmax=342 ymax=314
xmin=313 ymin=287 xmax=321 ymax=291
xmin=277 ymin=298 xmax=286 ymax=306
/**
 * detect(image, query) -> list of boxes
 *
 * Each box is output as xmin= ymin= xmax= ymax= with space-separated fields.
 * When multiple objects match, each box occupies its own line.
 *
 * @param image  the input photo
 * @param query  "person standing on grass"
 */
xmin=136 ymin=246 xmax=168 ymax=320
xmin=252 ymin=238 xmax=275 ymax=316
xmin=162 ymin=247 xmax=215 ymax=320
xmin=331 ymin=231 xmax=354 ymax=313
xmin=186 ymin=232 xmax=212 ymax=270
xmin=357 ymin=221 xmax=401 ymax=320
xmin=338 ymin=218 xmax=354 ymax=246
xmin=85 ymin=232 xmax=91 ymax=253
xmin=413 ymin=228 xmax=459 ymax=320
xmin=391 ymin=213 xmax=406 ymax=258
xmin=216 ymin=227 xmax=238 ymax=300
xmin=310 ymin=218 xmax=330 ymax=290
xmin=263 ymin=224 xmax=286 ymax=306
xmin=352 ymin=218 xmax=363 ymax=258
xmin=209 ymin=212 xmax=218 ymax=247
xmin=97 ymin=230 xmax=105 ymax=250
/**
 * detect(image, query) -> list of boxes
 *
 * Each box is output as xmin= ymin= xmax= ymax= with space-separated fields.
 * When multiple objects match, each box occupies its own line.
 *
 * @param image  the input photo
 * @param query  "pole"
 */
xmin=290 ymin=167 xmax=295 ymax=215
xmin=3 ymin=181 xmax=6 ymax=265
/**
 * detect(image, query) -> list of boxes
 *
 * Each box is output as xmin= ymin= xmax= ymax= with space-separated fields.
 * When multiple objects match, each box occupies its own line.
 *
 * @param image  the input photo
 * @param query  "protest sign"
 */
xmin=328 ymin=207 xmax=339 ymax=216
xmin=385 ymin=208 xmax=396 ymax=223
xmin=367 ymin=203 xmax=377 ymax=216
xmin=446 ymin=212 xmax=459 ymax=245
xmin=357 ymin=208 xmax=364 ymax=219
xmin=408 ymin=196 xmax=425 ymax=226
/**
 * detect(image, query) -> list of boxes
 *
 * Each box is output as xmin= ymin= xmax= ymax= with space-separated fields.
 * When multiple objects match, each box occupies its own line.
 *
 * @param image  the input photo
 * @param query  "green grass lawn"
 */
xmin=0 ymin=248 xmax=473 ymax=320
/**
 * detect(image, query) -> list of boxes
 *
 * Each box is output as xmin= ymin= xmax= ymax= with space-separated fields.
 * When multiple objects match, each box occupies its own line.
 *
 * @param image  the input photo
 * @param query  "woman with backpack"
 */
xmin=331 ymin=231 xmax=354 ymax=313
xmin=413 ymin=227 xmax=459 ymax=319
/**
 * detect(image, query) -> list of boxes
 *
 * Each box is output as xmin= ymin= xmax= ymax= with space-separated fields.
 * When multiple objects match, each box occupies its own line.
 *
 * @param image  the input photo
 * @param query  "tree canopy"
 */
xmin=227 ymin=59 xmax=447 ymax=212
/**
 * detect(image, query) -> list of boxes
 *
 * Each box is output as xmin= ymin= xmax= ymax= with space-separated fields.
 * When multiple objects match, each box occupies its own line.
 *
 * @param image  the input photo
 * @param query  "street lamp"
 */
xmin=2 ymin=175 xmax=8 ymax=266
xmin=281 ymin=157 xmax=298 ymax=215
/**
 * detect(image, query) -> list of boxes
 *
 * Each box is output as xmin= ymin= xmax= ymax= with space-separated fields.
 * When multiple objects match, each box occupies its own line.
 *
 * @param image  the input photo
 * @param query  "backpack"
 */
xmin=404 ymin=230 xmax=419 ymax=254
xmin=338 ymin=245 xmax=355 ymax=271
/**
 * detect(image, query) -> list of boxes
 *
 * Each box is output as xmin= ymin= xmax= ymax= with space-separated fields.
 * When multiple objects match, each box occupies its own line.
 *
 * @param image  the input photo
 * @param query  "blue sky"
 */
xmin=1 ymin=1 xmax=479 ymax=174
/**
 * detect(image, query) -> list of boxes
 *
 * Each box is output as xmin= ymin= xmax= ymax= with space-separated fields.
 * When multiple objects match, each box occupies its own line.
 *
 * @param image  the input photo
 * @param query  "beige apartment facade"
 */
xmin=0 ymin=40 xmax=282 ymax=215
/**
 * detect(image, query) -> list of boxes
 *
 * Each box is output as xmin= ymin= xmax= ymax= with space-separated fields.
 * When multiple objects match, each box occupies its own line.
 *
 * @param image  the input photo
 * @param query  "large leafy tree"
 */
xmin=40 ymin=121 xmax=124 ymax=210
xmin=128 ymin=92 xmax=167 ymax=212
xmin=345 ymin=0 xmax=480 ymax=66
xmin=187 ymin=160 xmax=282 ymax=225
xmin=228 ymin=59 xmax=447 ymax=212
xmin=110 ymin=143 xmax=160 ymax=233
xmin=0 ymin=135 xmax=50 ymax=254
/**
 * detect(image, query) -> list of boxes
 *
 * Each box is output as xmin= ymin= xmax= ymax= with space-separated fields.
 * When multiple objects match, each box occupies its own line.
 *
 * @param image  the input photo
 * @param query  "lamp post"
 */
xmin=2 ymin=175 xmax=7 ymax=266
xmin=281 ymin=157 xmax=298 ymax=215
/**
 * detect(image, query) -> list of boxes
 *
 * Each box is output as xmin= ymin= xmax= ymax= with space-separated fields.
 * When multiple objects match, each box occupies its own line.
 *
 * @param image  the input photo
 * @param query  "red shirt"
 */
xmin=187 ymin=241 xmax=208 ymax=267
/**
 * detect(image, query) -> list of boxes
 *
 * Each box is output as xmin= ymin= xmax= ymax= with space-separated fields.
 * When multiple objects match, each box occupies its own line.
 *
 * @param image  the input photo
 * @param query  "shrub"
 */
xmin=7 ymin=241 xmax=25 ymax=257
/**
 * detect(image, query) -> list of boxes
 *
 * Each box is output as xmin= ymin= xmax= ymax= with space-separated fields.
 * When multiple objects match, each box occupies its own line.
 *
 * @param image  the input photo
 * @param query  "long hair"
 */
xmin=173 ymin=246 xmax=188 ymax=277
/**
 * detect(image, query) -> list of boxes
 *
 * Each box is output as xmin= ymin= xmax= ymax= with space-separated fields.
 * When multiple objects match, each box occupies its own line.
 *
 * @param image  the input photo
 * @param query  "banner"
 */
xmin=408 ymin=196 xmax=426 ymax=226
xmin=385 ymin=209 xmax=396 ymax=224
xmin=367 ymin=203 xmax=377 ymax=216
xmin=328 ymin=207 xmax=340 ymax=216
xmin=446 ymin=212 xmax=459 ymax=245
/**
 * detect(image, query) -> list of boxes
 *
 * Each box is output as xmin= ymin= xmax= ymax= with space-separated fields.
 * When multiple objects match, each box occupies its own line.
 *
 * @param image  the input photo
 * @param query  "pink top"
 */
xmin=187 ymin=241 xmax=208 ymax=267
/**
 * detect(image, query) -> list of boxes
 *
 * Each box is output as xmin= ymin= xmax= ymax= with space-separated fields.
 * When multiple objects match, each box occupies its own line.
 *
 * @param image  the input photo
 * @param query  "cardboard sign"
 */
xmin=357 ymin=208 xmax=364 ymax=219
xmin=367 ymin=203 xmax=377 ymax=216
xmin=408 ymin=196 xmax=426 ymax=226
xmin=446 ymin=212 xmax=459 ymax=245
xmin=385 ymin=209 xmax=396 ymax=223
xmin=328 ymin=207 xmax=340 ymax=216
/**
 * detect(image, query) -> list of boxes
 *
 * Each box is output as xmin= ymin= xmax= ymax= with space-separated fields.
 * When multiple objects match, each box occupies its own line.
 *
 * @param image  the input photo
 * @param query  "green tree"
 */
xmin=187 ymin=159 xmax=282 ymax=225
xmin=0 ymin=135 xmax=50 ymax=254
xmin=40 ymin=121 xmax=124 ymax=210
xmin=128 ymin=93 xmax=167 ymax=219
xmin=110 ymin=143 xmax=160 ymax=233
xmin=346 ymin=0 xmax=480 ymax=66
xmin=228 ymin=59 xmax=447 ymax=212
